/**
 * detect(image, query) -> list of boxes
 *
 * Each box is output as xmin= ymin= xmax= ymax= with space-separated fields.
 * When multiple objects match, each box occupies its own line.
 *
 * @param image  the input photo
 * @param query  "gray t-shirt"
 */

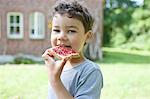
xmin=48 ymin=59 xmax=103 ymax=99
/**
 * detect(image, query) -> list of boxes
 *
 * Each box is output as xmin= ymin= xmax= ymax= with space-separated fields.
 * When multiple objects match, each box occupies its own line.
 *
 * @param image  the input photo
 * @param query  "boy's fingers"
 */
xmin=61 ymin=58 xmax=67 ymax=67
xmin=42 ymin=49 xmax=54 ymax=60
xmin=57 ymin=58 xmax=67 ymax=72
xmin=42 ymin=51 xmax=55 ymax=68
xmin=42 ymin=53 xmax=49 ymax=61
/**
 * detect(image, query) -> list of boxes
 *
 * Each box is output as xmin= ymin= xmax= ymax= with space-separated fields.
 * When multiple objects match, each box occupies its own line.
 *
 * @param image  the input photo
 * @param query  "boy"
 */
xmin=42 ymin=1 xmax=103 ymax=99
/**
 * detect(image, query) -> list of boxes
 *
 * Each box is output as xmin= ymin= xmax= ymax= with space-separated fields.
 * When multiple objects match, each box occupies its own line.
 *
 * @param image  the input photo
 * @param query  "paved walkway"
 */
xmin=0 ymin=54 xmax=43 ymax=64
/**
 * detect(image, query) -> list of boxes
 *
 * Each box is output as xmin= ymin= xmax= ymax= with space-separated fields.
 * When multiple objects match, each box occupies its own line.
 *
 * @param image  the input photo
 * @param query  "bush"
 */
xmin=11 ymin=57 xmax=36 ymax=64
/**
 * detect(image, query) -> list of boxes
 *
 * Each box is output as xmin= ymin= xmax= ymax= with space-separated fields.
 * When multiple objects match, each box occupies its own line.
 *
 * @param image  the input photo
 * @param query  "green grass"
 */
xmin=99 ymin=48 xmax=150 ymax=99
xmin=100 ymin=47 xmax=150 ymax=64
xmin=100 ymin=64 xmax=150 ymax=99
xmin=0 ymin=48 xmax=150 ymax=99
xmin=0 ymin=65 xmax=48 ymax=99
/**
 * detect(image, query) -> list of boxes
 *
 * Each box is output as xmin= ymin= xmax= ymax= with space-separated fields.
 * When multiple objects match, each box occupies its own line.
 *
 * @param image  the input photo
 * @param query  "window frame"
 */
xmin=29 ymin=12 xmax=45 ymax=39
xmin=7 ymin=12 xmax=24 ymax=39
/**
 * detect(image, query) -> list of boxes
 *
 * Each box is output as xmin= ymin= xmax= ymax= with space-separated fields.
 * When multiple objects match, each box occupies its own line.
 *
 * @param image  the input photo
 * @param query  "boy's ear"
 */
xmin=85 ymin=30 xmax=93 ymax=43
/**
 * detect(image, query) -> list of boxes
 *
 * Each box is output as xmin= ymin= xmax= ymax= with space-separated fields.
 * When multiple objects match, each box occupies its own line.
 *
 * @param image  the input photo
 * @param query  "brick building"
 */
xmin=0 ymin=0 xmax=103 ymax=57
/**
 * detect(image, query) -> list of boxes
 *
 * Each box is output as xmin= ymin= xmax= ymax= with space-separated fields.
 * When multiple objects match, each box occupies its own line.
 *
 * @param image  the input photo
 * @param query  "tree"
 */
xmin=143 ymin=0 xmax=150 ymax=8
xmin=84 ymin=5 xmax=103 ymax=60
xmin=81 ymin=0 xmax=103 ymax=60
xmin=104 ymin=0 xmax=137 ymax=8
xmin=103 ymin=0 xmax=150 ymax=50
xmin=103 ymin=0 xmax=137 ymax=47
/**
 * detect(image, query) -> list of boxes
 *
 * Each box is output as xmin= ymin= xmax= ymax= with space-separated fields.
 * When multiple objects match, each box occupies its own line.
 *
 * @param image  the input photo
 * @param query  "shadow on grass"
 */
xmin=100 ymin=51 xmax=150 ymax=64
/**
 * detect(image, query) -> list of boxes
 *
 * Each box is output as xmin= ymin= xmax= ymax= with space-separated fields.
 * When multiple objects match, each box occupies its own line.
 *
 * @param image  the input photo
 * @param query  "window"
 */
xmin=29 ymin=12 xmax=45 ymax=39
xmin=7 ymin=12 xmax=23 ymax=39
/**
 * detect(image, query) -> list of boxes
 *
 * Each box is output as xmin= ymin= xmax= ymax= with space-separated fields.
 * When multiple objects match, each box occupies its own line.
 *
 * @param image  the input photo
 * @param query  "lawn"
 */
xmin=0 ymin=65 xmax=48 ymax=99
xmin=0 ymin=48 xmax=150 ymax=99
xmin=100 ymin=64 xmax=150 ymax=99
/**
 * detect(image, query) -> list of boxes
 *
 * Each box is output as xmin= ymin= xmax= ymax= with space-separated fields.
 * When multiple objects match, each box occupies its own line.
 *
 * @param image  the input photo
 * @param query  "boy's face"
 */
xmin=51 ymin=14 xmax=90 ymax=56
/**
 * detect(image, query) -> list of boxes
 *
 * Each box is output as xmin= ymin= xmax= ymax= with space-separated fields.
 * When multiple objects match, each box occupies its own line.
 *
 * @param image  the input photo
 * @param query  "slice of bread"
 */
xmin=48 ymin=46 xmax=80 ymax=60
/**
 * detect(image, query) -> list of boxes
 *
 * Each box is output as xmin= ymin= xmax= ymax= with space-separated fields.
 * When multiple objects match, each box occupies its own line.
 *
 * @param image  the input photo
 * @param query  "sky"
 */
xmin=132 ymin=0 xmax=144 ymax=5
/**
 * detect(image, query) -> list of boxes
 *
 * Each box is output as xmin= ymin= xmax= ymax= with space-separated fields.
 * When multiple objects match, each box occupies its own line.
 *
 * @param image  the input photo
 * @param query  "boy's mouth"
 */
xmin=57 ymin=44 xmax=72 ymax=48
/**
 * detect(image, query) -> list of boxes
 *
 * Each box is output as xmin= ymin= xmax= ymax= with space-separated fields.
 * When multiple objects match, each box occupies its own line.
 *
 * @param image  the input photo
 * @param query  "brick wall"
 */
xmin=0 ymin=0 xmax=102 ymax=56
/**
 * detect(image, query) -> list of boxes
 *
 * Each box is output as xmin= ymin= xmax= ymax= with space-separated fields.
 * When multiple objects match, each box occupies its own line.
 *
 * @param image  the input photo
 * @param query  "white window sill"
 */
xmin=29 ymin=35 xmax=45 ymax=40
xmin=7 ymin=35 xmax=24 ymax=39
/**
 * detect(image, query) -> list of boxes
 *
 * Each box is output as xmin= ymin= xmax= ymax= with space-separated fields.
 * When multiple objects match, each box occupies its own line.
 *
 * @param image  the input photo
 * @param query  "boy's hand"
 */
xmin=42 ymin=49 xmax=74 ymax=99
xmin=42 ymin=49 xmax=68 ymax=83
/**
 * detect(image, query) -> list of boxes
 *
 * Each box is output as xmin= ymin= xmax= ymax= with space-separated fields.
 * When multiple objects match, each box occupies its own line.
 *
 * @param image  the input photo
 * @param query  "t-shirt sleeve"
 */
xmin=74 ymin=69 xmax=103 ymax=99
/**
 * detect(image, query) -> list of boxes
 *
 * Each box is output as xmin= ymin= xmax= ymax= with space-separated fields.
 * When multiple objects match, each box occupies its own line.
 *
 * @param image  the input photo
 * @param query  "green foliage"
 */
xmin=124 ymin=8 xmax=150 ymax=50
xmin=103 ymin=0 xmax=150 ymax=51
xmin=11 ymin=57 xmax=36 ymax=64
xmin=104 ymin=7 xmax=134 ymax=46
xmin=104 ymin=0 xmax=137 ymax=8
xmin=144 ymin=0 xmax=150 ymax=8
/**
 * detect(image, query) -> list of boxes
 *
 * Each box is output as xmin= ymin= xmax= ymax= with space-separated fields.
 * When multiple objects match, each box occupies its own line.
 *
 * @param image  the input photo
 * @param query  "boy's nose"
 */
xmin=57 ymin=32 xmax=68 ymax=40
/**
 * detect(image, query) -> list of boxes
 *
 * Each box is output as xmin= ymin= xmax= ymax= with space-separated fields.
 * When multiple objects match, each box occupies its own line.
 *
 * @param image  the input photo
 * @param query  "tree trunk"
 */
xmin=83 ymin=0 xmax=103 ymax=60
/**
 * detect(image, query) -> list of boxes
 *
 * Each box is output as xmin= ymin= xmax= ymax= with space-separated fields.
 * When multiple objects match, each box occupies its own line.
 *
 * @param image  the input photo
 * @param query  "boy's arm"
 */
xmin=42 ymin=50 xmax=74 ymax=99
xmin=51 ymin=79 xmax=74 ymax=99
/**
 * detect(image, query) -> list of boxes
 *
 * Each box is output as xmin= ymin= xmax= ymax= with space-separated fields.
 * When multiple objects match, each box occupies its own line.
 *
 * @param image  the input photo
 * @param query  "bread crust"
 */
xmin=48 ymin=46 xmax=80 ymax=60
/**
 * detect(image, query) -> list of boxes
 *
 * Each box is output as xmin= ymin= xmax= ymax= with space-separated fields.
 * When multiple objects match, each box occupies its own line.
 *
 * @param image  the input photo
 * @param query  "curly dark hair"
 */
xmin=52 ymin=0 xmax=94 ymax=33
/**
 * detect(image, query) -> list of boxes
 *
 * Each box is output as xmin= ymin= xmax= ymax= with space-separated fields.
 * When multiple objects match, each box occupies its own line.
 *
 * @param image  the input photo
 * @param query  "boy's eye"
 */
xmin=53 ymin=29 xmax=60 ymax=32
xmin=68 ymin=30 xmax=76 ymax=34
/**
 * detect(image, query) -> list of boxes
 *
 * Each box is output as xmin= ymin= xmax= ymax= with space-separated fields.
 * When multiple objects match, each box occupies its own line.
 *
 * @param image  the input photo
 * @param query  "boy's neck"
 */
xmin=65 ymin=55 xmax=86 ymax=68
